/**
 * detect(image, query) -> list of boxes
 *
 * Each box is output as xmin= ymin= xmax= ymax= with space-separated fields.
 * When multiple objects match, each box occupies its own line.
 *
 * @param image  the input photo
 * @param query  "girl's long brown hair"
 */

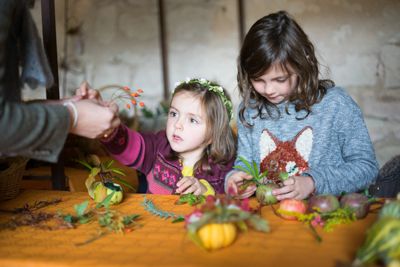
xmin=238 ymin=10 xmax=334 ymax=127
xmin=168 ymin=81 xmax=236 ymax=173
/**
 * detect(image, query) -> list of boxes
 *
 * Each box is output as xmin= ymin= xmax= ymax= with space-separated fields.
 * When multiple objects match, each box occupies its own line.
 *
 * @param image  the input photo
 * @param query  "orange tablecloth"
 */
xmin=0 ymin=190 xmax=376 ymax=267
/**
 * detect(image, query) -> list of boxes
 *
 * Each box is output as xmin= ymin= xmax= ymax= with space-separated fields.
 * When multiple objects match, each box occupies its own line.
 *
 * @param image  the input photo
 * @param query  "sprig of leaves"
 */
xmin=233 ymin=156 xmax=268 ymax=186
xmin=275 ymin=206 xmax=356 ymax=242
xmin=142 ymin=196 xmax=184 ymax=222
xmin=175 ymin=193 xmax=206 ymax=206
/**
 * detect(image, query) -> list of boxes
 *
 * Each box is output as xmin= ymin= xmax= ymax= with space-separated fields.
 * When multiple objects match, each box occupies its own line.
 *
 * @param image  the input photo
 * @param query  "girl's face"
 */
xmin=166 ymin=91 xmax=210 ymax=165
xmin=250 ymin=63 xmax=299 ymax=104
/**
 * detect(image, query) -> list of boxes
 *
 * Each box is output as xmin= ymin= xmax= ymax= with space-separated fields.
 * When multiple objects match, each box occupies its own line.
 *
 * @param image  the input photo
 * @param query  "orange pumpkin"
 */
xmin=197 ymin=223 xmax=237 ymax=250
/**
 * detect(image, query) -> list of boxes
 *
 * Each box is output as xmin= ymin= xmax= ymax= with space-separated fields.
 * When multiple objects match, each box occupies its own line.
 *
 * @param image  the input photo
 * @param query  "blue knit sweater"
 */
xmin=229 ymin=87 xmax=378 ymax=195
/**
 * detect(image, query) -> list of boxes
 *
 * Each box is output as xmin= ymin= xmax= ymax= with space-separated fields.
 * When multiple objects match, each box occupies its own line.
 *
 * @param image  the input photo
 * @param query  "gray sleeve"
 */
xmin=308 ymin=98 xmax=379 ymax=195
xmin=0 ymin=99 xmax=71 ymax=162
xmin=224 ymin=106 xmax=256 ymax=192
xmin=0 ymin=1 xmax=70 ymax=162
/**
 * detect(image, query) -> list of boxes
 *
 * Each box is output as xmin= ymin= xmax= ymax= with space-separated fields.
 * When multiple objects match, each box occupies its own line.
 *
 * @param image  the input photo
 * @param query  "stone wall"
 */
xmin=28 ymin=0 xmax=400 ymax=166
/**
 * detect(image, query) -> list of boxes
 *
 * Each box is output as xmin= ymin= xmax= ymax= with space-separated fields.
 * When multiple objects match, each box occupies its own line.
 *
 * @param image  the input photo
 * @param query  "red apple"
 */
xmin=279 ymin=199 xmax=307 ymax=220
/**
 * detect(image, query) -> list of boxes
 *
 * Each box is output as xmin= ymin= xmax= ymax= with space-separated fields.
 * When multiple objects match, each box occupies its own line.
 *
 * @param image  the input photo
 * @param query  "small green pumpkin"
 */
xmin=379 ymin=200 xmax=400 ymax=219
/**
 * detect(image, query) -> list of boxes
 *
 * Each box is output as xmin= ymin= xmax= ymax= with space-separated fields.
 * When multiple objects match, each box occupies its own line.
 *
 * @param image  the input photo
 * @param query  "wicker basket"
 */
xmin=0 ymin=157 xmax=29 ymax=201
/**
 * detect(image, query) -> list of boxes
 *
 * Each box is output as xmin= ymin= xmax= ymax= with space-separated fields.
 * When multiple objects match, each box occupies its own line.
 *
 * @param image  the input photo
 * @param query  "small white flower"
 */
xmin=199 ymin=78 xmax=207 ymax=83
xmin=185 ymin=77 xmax=191 ymax=83
xmin=227 ymin=204 xmax=241 ymax=210
xmin=286 ymin=161 xmax=299 ymax=176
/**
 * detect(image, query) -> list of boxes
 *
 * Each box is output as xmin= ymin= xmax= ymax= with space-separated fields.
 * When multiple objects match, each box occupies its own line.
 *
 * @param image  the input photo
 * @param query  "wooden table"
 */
xmin=0 ymin=190 xmax=377 ymax=267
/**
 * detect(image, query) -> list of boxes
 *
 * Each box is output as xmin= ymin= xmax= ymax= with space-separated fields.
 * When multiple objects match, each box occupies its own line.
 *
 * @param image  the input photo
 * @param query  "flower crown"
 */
xmin=174 ymin=78 xmax=233 ymax=120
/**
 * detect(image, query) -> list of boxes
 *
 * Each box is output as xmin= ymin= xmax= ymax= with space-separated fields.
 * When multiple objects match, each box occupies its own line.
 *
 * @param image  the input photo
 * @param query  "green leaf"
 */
xmin=233 ymin=165 xmax=251 ymax=174
xmin=75 ymin=159 xmax=93 ymax=171
xmin=171 ymin=217 xmax=185 ymax=223
xmin=78 ymin=216 xmax=91 ymax=224
xmin=90 ymin=167 xmax=101 ymax=177
xmin=187 ymin=229 xmax=207 ymax=251
xmin=122 ymin=214 xmax=140 ymax=225
xmin=247 ymin=215 xmax=270 ymax=232
xmin=63 ymin=214 xmax=73 ymax=223
xmin=176 ymin=193 xmax=205 ymax=206
xmin=111 ymin=168 xmax=126 ymax=176
xmin=235 ymin=220 xmax=248 ymax=232
xmin=74 ymin=201 xmax=89 ymax=217
xmin=96 ymin=192 xmax=115 ymax=209
xmin=105 ymin=160 xmax=115 ymax=169
xmin=239 ymin=156 xmax=255 ymax=177
xmin=113 ymin=176 xmax=135 ymax=192
xmin=279 ymin=172 xmax=289 ymax=181
xmin=260 ymin=170 xmax=268 ymax=179
xmin=252 ymin=160 xmax=260 ymax=178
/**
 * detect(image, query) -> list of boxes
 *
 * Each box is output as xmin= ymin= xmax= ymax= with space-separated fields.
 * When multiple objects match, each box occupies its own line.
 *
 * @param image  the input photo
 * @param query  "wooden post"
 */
xmin=41 ymin=0 xmax=66 ymax=190
xmin=158 ymin=0 xmax=169 ymax=101
xmin=237 ymin=0 xmax=245 ymax=45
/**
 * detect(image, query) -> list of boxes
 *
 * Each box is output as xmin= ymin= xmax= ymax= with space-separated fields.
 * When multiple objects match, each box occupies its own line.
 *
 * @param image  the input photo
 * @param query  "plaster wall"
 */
xmin=28 ymin=0 xmax=400 ymax=166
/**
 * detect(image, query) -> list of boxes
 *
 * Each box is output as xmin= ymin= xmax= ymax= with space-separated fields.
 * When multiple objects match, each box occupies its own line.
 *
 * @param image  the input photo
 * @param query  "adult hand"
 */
xmin=272 ymin=175 xmax=315 ymax=200
xmin=176 ymin=176 xmax=206 ymax=196
xmin=226 ymin=171 xmax=256 ymax=199
xmin=68 ymin=99 xmax=120 ymax=139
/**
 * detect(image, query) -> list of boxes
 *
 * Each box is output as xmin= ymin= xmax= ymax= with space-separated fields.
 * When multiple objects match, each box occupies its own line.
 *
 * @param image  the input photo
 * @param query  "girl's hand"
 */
xmin=176 ymin=176 xmax=206 ymax=196
xmin=226 ymin=171 xmax=256 ymax=199
xmin=74 ymin=81 xmax=106 ymax=105
xmin=272 ymin=175 xmax=315 ymax=200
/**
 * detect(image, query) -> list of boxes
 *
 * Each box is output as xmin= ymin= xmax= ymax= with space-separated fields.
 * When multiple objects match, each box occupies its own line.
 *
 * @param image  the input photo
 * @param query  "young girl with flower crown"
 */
xmin=100 ymin=78 xmax=236 ymax=195
xmin=226 ymin=10 xmax=378 ymax=200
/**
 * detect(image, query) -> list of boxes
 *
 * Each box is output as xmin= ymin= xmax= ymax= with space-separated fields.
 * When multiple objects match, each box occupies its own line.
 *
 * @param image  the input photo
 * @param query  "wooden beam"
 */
xmin=158 ymin=0 xmax=169 ymax=101
xmin=237 ymin=0 xmax=245 ymax=45
xmin=41 ymin=0 xmax=66 ymax=190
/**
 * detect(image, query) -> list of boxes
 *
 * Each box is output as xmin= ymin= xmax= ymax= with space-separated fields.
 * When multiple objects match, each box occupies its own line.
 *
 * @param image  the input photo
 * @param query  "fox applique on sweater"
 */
xmin=259 ymin=126 xmax=313 ymax=183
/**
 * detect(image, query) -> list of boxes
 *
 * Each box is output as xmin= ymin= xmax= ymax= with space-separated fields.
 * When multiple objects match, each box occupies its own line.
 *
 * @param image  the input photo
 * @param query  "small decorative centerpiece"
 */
xmin=234 ymin=156 xmax=288 ymax=205
xmin=185 ymin=195 xmax=269 ymax=251
xmin=77 ymin=155 xmax=135 ymax=205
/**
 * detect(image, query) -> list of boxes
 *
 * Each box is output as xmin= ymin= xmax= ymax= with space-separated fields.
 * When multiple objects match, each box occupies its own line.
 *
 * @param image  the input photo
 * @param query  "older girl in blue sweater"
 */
xmin=226 ymin=11 xmax=378 ymax=200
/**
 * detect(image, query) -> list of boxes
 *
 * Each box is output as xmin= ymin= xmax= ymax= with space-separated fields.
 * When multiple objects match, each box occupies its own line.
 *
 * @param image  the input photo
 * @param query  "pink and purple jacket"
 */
xmin=101 ymin=125 xmax=234 ymax=194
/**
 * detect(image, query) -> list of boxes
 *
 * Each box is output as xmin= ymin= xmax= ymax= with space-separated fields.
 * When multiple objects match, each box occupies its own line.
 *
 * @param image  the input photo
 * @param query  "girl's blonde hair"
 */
xmin=170 ymin=79 xmax=236 ymax=173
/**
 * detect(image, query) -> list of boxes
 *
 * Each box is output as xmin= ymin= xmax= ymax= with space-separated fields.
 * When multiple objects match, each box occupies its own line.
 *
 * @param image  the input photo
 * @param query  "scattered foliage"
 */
xmin=0 ymin=197 xmax=141 ymax=246
xmin=141 ymin=196 xmax=184 ymax=222
xmin=175 ymin=193 xmax=206 ymax=206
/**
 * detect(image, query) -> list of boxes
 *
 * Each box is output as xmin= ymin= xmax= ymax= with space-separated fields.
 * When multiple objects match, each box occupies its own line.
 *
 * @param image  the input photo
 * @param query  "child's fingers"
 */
xmin=227 ymin=180 xmax=238 ymax=195
xmin=76 ymin=81 xmax=90 ymax=97
xmin=242 ymin=173 xmax=254 ymax=180
xmin=176 ymin=176 xmax=190 ymax=187
xmin=282 ymin=177 xmax=296 ymax=186
xmin=176 ymin=177 xmax=194 ymax=193
xmin=193 ymin=187 xmax=203 ymax=196
xmin=273 ymin=185 xmax=298 ymax=200
xmin=240 ymin=184 xmax=256 ymax=199
xmin=181 ymin=184 xmax=198 ymax=195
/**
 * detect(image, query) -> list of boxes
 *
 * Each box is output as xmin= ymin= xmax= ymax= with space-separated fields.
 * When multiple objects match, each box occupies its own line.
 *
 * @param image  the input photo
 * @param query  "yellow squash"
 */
xmin=197 ymin=223 xmax=237 ymax=250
